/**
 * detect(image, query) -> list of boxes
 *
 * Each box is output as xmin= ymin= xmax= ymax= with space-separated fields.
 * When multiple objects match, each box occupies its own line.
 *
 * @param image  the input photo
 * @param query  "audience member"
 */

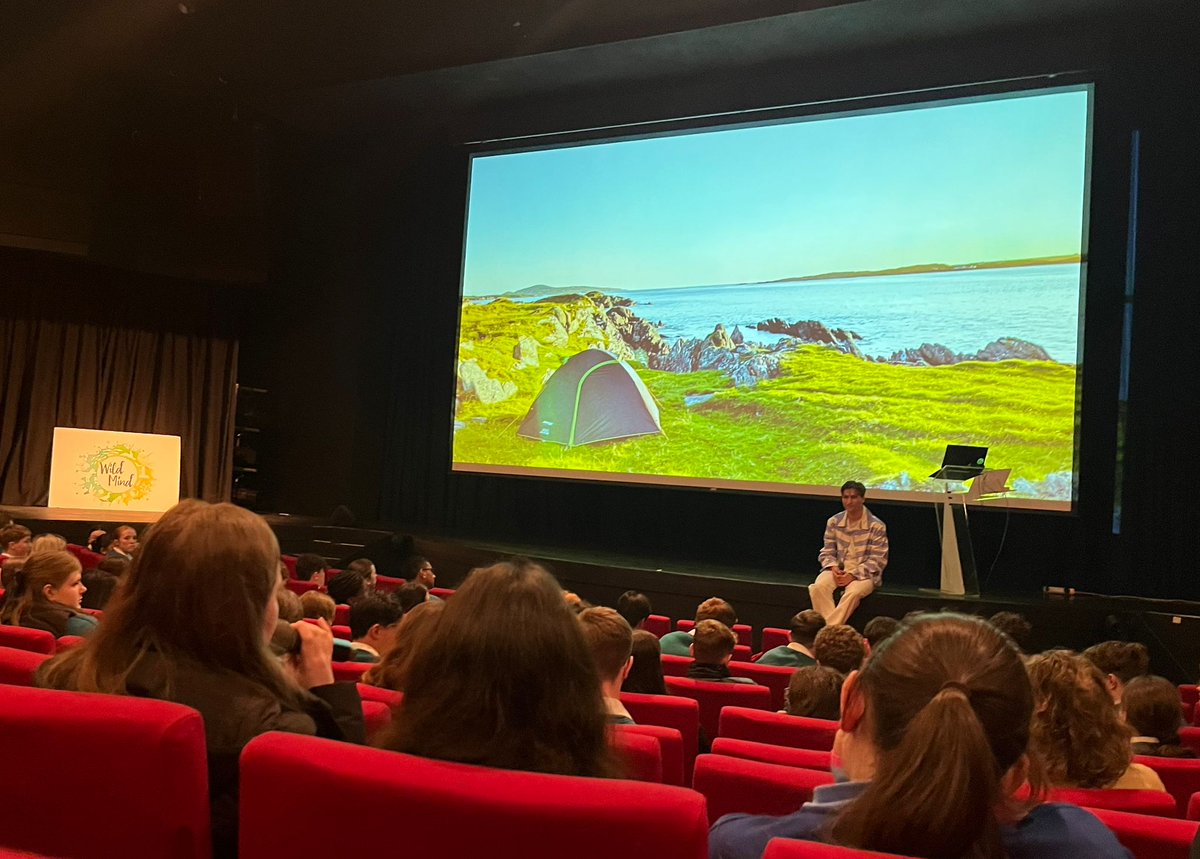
xmin=578 ymin=606 xmax=636 ymax=724
xmin=757 ymin=609 xmax=824 ymax=667
xmin=300 ymin=590 xmax=337 ymax=624
xmin=377 ymin=558 xmax=619 ymax=778
xmin=563 ymin=590 xmax=584 ymax=612
xmin=988 ymin=611 xmax=1034 ymax=653
xmin=404 ymin=555 xmax=438 ymax=595
xmin=783 ymin=665 xmax=844 ymax=720
xmin=862 ymin=615 xmax=902 ymax=650
xmin=813 ymin=624 xmax=867 ymax=674
xmin=86 ymin=528 xmax=107 ymax=553
xmin=346 ymin=594 xmax=404 ymax=663
xmin=687 ymin=619 xmax=756 ymax=684
xmin=708 ymin=614 xmax=1129 ymax=859
xmin=30 ymin=533 xmax=67 ymax=554
xmin=346 ymin=558 xmax=378 ymax=589
xmin=660 ymin=597 xmax=737 ymax=656
xmin=1 ymin=557 xmax=25 ymax=607
xmin=294 ymin=553 xmax=328 ymax=586
xmin=623 ymin=629 xmax=667 ymax=695
xmin=0 ymin=523 xmax=32 ymax=562
xmin=37 ymin=500 xmax=364 ymax=859
xmin=396 ymin=581 xmax=429 ymax=614
xmin=81 ymin=567 xmax=121 ymax=611
xmin=276 ymin=588 xmax=304 ymax=623
xmin=0 ymin=550 xmax=98 ymax=637
xmin=326 ymin=567 xmax=366 ymax=605
xmin=1124 ymin=675 xmax=1197 ymax=758
xmin=362 ymin=600 xmax=445 ymax=691
xmin=1027 ymin=649 xmax=1165 ymax=791
xmin=105 ymin=525 xmax=138 ymax=560
xmin=1083 ymin=640 xmax=1150 ymax=704
xmin=616 ymin=589 xmax=653 ymax=630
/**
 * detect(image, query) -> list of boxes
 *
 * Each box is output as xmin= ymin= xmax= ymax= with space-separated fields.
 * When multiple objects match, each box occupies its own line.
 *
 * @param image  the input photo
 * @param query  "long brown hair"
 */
xmin=376 ymin=558 xmax=618 ymax=778
xmin=38 ymin=500 xmax=302 ymax=706
xmin=1027 ymin=649 xmax=1133 ymax=788
xmin=830 ymin=614 xmax=1033 ymax=859
xmin=0 ymin=550 xmax=82 ymax=626
xmin=362 ymin=600 xmax=445 ymax=690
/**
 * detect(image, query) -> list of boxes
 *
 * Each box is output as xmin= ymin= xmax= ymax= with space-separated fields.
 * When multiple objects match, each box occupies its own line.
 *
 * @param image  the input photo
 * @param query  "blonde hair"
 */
xmin=30 ymin=534 xmax=67 ymax=555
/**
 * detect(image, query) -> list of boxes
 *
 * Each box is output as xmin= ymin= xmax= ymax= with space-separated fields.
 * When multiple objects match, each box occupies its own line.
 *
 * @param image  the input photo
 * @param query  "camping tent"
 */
xmin=517 ymin=349 xmax=662 ymax=448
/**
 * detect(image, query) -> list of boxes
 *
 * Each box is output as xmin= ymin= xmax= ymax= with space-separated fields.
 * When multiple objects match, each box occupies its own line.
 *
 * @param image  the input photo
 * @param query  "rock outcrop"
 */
xmin=880 ymin=337 xmax=1053 ymax=366
xmin=458 ymin=359 xmax=518 ymax=404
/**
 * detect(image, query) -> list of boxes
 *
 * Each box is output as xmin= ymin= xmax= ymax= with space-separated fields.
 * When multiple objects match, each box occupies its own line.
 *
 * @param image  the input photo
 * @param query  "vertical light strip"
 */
xmin=1112 ymin=130 xmax=1140 ymax=534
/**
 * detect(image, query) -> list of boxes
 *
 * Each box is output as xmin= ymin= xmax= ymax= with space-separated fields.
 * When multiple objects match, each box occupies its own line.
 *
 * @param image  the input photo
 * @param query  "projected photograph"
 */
xmin=453 ymin=86 xmax=1091 ymax=505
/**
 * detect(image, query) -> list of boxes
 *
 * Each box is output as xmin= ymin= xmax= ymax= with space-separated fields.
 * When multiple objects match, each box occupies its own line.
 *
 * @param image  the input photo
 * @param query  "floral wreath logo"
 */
xmin=79 ymin=444 xmax=156 ymax=505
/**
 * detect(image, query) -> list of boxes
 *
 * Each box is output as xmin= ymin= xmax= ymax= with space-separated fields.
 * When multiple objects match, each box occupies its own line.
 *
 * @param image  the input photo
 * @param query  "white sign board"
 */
xmin=48 ymin=427 xmax=181 ymax=512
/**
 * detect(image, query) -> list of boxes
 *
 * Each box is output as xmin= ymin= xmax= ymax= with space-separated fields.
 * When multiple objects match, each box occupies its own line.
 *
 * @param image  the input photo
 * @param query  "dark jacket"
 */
xmin=15 ymin=601 xmax=98 ymax=638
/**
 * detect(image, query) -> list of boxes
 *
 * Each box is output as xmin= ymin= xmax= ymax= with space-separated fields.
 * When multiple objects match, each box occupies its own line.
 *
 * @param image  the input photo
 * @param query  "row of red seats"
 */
xmin=643 ymin=614 xmax=794 ymax=655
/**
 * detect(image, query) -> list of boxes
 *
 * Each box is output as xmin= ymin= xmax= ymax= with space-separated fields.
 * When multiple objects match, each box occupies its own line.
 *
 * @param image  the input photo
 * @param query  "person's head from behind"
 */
xmin=396 ymin=581 xmax=429 ymax=614
xmin=326 ymin=569 xmax=365 ymax=605
xmin=862 ymin=616 xmax=901 ymax=650
xmin=695 ymin=596 xmax=737 ymax=628
xmin=95 ymin=557 xmax=130 ymax=579
xmin=276 ymin=588 xmax=303 ymax=623
xmin=378 ymin=557 xmax=616 ymax=778
xmin=108 ymin=525 xmax=138 ymax=555
xmin=828 ymin=614 xmax=1034 ymax=857
xmin=299 ymin=590 xmax=336 ymax=624
xmin=814 ymin=624 xmax=866 ymax=674
xmin=348 ymin=594 xmax=404 ymax=656
xmin=691 ymin=618 xmax=737 ymax=667
xmin=1083 ymin=640 xmax=1150 ymax=704
xmin=363 ymin=600 xmax=446 ymax=691
xmin=0 ymin=550 xmax=85 ymax=624
xmin=785 ymin=665 xmax=844 ymax=720
xmin=81 ymin=569 xmax=120 ymax=611
xmin=623 ymin=629 xmax=666 ymax=695
xmin=1 ymin=524 xmax=32 ymax=559
xmin=404 ymin=555 xmax=435 ymax=589
xmin=30 ymin=533 xmax=67 ymax=555
xmin=1122 ymin=675 xmax=1184 ymax=747
xmin=988 ymin=611 xmax=1033 ymax=653
xmin=616 ymin=590 xmax=653 ymax=630
xmin=1027 ymin=649 xmax=1132 ymax=788
xmin=294 ymin=553 xmax=327 ymax=585
xmin=789 ymin=609 xmax=826 ymax=649
xmin=578 ymin=606 xmax=633 ymax=695
xmin=347 ymin=558 xmax=377 ymax=589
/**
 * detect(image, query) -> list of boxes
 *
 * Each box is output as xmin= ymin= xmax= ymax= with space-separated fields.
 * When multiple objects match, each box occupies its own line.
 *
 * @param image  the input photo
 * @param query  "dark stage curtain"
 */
xmin=0 ymin=251 xmax=240 ymax=505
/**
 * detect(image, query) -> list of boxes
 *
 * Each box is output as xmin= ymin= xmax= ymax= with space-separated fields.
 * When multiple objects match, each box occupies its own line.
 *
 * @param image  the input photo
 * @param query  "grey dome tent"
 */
xmin=517 ymin=349 xmax=662 ymax=448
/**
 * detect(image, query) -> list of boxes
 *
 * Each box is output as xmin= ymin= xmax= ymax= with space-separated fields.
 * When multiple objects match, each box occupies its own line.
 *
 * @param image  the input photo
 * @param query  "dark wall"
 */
xmin=249 ymin=7 xmax=1199 ymax=599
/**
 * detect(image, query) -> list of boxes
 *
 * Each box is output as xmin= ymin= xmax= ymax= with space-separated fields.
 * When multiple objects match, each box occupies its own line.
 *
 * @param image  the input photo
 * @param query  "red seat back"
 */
xmin=1180 ymin=685 xmax=1200 ymax=707
xmin=661 ymin=654 xmax=693 ymax=677
xmin=1180 ymin=728 xmax=1200 ymax=756
xmin=334 ymin=604 xmax=350 ymax=625
xmin=331 ymin=661 xmax=371 ymax=682
xmin=1134 ymin=755 xmax=1200 ymax=816
xmin=374 ymin=574 xmax=406 ymax=592
xmin=0 ymin=646 xmax=52 ymax=687
xmin=429 ymin=587 xmax=456 ymax=600
xmin=281 ymin=555 xmax=298 ymax=577
xmin=610 ymin=728 xmax=664 ymax=783
xmin=643 ymin=615 xmax=671 ymax=638
xmin=239 ymin=733 xmax=709 ymax=859
xmin=0 ymin=626 xmax=56 ymax=655
xmin=711 ymin=737 xmax=832 ymax=771
xmin=719 ymin=707 xmax=838 ymax=751
xmin=692 ymin=754 xmax=834 ymax=824
xmin=731 ymin=644 xmax=753 ymax=663
xmin=332 ymin=624 xmax=353 ymax=639
xmin=763 ymin=839 xmax=920 ymax=858
xmin=362 ymin=700 xmax=392 ymax=741
xmin=1187 ymin=791 xmax=1200 ymax=821
xmin=760 ymin=627 xmax=791 ymax=653
xmin=285 ymin=579 xmax=322 ymax=596
xmin=617 ymin=723 xmax=685 ymax=787
xmin=0 ymin=686 xmax=210 ymax=858
xmin=1047 ymin=787 xmax=1178 ymax=817
xmin=356 ymin=683 xmax=404 ymax=707
xmin=65 ymin=543 xmax=106 ymax=570
xmin=665 ymin=677 xmax=772 ymax=740
xmin=728 ymin=661 xmax=797 ymax=710
xmin=621 ymin=692 xmax=701 ymax=783
xmin=54 ymin=635 xmax=84 ymax=652
xmin=1086 ymin=806 xmax=1200 ymax=859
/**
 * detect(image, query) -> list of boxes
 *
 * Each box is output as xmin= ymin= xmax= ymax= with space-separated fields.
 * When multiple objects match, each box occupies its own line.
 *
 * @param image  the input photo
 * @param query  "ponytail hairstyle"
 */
xmin=830 ymin=613 xmax=1033 ymax=859
xmin=0 ymin=550 xmax=82 ymax=627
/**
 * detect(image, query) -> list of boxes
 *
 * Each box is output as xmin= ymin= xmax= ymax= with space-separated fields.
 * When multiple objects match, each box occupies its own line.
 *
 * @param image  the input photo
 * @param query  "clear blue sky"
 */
xmin=461 ymin=86 xmax=1091 ymax=295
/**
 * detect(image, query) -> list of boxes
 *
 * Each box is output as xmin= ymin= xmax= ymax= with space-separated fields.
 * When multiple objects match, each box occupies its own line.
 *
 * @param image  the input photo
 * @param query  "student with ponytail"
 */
xmin=0 ymin=550 xmax=98 ymax=637
xmin=709 ymin=614 xmax=1130 ymax=859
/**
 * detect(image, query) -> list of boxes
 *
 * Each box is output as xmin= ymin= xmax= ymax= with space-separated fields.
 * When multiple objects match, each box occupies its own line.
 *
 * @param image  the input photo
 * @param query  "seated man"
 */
xmin=809 ymin=480 xmax=887 ymax=626
xmin=687 ymin=620 xmax=757 ymax=684
xmin=294 ymin=553 xmax=328 ymax=587
xmin=863 ymin=615 xmax=902 ymax=650
xmin=346 ymin=594 xmax=404 ymax=663
xmin=396 ymin=581 xmax=429 ymax=614
xmin=0 ymin=523 xmax=32 ymax=563
xmin=660 ymin=597 xmax=737 ymax=657
xmin=578 ymin=606 xmax=636 ymax=725
xmin=616 ymin=590 xmax=653 ymax=630
xmin=404 ymin=555 xmax=441 ymax=600
xmin=783 ymin=665 xmax=845 ymax=720
xmin=757 ymin=609 xmax=825 ymax=667
xmin=813 ymin=624 xmax=867 ymax=674
xmin=1082 ymin=640 xmax=1150 ymax=705
xmin=105 ymin=525 xmax=138 ymax=561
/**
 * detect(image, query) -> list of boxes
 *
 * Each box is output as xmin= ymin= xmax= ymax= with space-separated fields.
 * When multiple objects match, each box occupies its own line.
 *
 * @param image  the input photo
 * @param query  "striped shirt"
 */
xmin=818 ymin=506 xmax=888 ymax=586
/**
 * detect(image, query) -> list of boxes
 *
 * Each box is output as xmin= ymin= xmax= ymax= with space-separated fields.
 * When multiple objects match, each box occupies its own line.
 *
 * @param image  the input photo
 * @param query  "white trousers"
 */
xmin=808 ymin=570 xmax=876 ymax=626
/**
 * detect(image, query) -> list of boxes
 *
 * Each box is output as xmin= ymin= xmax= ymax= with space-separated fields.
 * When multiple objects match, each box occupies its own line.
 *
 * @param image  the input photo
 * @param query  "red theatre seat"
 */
xmin=1180 ymin=685 xmax=1200 ymax=706
xmin=0 ymin=646 xmax=52 ymax=687
xmin=334 ymin=604 xmax=351 ymax=626
xmin=362 ymin=700 xmax=392 ymax=741
xmin=692 ymin=754 xmax=834 ymax=825
xmin=644 ymin=615 xmax=672 ymax=638
xmin=239 ymin=733 xmax=709 ymax=859
xmin=711 ymin=737 xmax=832 ymax=771
xmin=1181 ymin=728 xmax=1200 ymax=756
xmin=374 ymin=574 xmax=405 ymax=593
xmin=621 ymin=692 xmax=701 ymax=783
xmin=65 ymin=543 xmax=106 ymax=570
xmin=674 ymin=619 xmax=752 ymax=649
xmin=760 ymin=627 xmax=791 ymax=654
xmin=665 ymin=677 xmax=772 ymax=740
xmin=1134 ymin=755 xmax=1200 ymax=817
xmin=0 ymin=686 xmax=210 ymax=859
xmin=719 ymin=707 xmax=838 ymax=752
xmin=356 ymin=683 xmax=403 ymax=707
xmin=285 ymin=579 xmax=323 ymax=596
xmin=662 ymin=654 xmax=694 ymax=677
xmin=729 ymin=661 xmax=797 ymax=711
xmin=1189 ymin=791 xmax=1200 ymax=821
xmin=331 ymin=661 xmax=372 ymax=682
xmin=0 ymin=626 xmax=56 ymax=655
xmin=331 ymin=624 xmax=353 ymax=639
xmin=610 ymin=728 xmax=664 ymax=783
xmin=617 ymin=723 xmax=686 ymax=787
xmin=1086 ymin=807 xmax=1200 ymax=859
xmin=429 ymin=587 xmax=456 ymax=600
xmin=281 ymin=555 xmax=298 ymax=577
xmin=1046 ymin=787 xmax=1179 ymax=818
xmin=55 ymin=634 xmax=84 ymax=652
xmin=763 ymin=838 xmax=921 ymax=858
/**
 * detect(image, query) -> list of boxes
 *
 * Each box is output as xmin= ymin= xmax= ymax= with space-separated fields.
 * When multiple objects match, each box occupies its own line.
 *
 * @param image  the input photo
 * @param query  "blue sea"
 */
xmin=617 ymin=263 xmax=1083 ymax=363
